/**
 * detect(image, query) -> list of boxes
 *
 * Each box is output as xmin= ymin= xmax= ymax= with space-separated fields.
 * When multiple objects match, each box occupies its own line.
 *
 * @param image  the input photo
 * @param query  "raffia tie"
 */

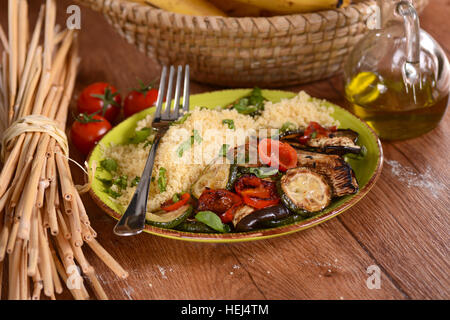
xmin=1 ymin=114 xmax=94 ymax=193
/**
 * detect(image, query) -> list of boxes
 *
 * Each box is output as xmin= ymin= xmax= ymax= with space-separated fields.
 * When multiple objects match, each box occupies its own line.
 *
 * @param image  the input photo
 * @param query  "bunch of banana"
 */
xmin=230 ymin=0 xmax=351 ymax=14
xmin=129 ymin=0 xmax=227 ymax=16
xmin=128 ymin=0 xmax=352 ymax=17
xmin=208 ymin=0 xmax=263 ymax=17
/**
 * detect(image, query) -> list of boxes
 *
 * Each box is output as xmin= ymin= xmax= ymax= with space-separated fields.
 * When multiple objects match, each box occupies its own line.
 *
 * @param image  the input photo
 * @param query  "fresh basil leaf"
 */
xmin=249 ymin=87 xmax=265 ymax=112
xmin=195 ymin=211 xmax=230 ymax=233
xmin=100 ymin=158 xmax=117 ymax=173
xmin=232 ymin=88 xmax=266 ymax=116
xmin=157 ymin=167 xmax=167 ymax=192
xmin=310 ymin=131 xmax=317 ymax=139
xmin=234 ymin=99 xmax=257 ymax=115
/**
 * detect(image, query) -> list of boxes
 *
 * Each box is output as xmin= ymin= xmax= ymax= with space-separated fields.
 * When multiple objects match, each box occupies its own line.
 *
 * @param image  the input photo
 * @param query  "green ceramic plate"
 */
xmin=88 ymin=89 xmax=383 ymax=243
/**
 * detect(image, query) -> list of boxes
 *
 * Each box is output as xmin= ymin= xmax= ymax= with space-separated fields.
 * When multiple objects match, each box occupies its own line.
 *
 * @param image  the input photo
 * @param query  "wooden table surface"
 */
xmin=1 ymin=0 xmax=448 ymax=300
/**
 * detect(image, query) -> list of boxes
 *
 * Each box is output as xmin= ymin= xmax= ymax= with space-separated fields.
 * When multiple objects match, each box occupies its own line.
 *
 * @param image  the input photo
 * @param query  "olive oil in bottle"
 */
xmin=345 ymin=71 xmax=449 ymax=140
xmin=343 ymin=1 xmax=450 ymax=140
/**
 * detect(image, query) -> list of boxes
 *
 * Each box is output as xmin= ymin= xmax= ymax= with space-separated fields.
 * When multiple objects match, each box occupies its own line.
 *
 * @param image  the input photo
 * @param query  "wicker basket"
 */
xmin=77 ymin=0 xmax=428 ymax=87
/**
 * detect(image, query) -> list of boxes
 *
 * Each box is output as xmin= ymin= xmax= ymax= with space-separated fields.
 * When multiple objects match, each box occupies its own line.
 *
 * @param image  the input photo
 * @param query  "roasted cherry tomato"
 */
xmin=258 ymin=138 xmax=297 ymax=172
xmin=70 ymin=113 xmax=112 ymax=155
xmin=234 ymin=175 xmax=279 ymax=209
xmin=299 ymin=121 xmax=337 ymax=144
xmin=124 ymin=82 xmax=159 ymax=118
xmin=161 ymin=193 xmax=190 ymax=212
xmin=197 ymin=189 xmax=242 ymax=223
xmin=77 ymin=82 xmax=121 ymax=122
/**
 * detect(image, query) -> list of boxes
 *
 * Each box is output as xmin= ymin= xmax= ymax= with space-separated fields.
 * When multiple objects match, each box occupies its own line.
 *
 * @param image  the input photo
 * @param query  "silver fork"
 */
xmin=114 ymin=65 xmax=190 ymax=236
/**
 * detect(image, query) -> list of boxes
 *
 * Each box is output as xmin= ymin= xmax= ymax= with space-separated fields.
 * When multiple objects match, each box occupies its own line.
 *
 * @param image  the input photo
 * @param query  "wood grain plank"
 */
xmin=0 ymin=0 xmax=448 ymax=300
xmin=228 ymin=219 xmax=406 ymax=300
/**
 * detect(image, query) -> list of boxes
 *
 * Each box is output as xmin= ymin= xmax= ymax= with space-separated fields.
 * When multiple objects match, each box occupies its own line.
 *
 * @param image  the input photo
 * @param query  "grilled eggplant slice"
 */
xmin=278 ymin=168 xmax=332 ymax=214
xmin=281 ymin=129 xmax=361 ymax=155
xmin=296 ymin=150 xmax=359 ymax=197
xmin=234 ymin=205 xmax=291 ymax=232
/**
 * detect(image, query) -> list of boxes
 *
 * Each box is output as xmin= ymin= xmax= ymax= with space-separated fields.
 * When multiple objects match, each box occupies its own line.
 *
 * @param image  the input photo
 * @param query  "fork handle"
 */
xmin=113 ymin=135 xmax=162 ymax=236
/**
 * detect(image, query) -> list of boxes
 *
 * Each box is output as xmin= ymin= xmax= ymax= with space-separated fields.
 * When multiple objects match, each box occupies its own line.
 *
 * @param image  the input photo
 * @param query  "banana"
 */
xmin=230 ymin=0 xmax=350 ymax=14
xmin=137 ymin=0 xmax=227 ymax=16
xmin=208 ymin=0 xmax=263 ymax=17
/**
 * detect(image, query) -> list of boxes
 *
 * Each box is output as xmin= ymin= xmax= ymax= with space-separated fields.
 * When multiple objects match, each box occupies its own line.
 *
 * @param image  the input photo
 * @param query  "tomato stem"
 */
xmin=91 ymin=86 xmax=121 ymax=116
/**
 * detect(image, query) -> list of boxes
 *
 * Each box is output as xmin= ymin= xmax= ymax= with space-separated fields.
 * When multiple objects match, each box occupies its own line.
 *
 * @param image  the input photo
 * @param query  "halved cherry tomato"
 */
xmin=234 ymin=175 xmax=279 ymax=209
xmin=70 ymin=113 xmax=112 ymax=155
xmin=161 ymin=193 xmax=190 ymax=212
xmin=299 ymin=122 xmax=337 ymax=145
xmin=124 ymin=82 xmax=159 ymax=118
xmin=197 ymin=189 xmax=242 ymax=223
xmin=258 ymin=138 xmax=297 ymax=172
xmin=77 ymin=82 xmax=121 ymax=122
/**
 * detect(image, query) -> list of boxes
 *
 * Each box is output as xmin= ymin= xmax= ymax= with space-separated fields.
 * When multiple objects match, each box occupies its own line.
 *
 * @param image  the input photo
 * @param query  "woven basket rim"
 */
xmin=96 ymin=0 xmax=377 ymax=23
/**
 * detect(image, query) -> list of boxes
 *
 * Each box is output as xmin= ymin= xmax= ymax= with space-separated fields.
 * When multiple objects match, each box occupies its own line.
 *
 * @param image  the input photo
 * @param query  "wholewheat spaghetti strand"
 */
xmin=0 ymin=0 xmax=127 ymax=300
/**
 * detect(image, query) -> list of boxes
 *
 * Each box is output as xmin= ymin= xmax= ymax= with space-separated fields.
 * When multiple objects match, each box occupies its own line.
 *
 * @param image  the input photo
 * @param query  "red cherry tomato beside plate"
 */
xmin=124 ymin=83 xmax=159 ymax=118
xmin=70 ymin=113 xmax=112 ymax=155
xmin=77 ymin=82 xmax=121 ymax=122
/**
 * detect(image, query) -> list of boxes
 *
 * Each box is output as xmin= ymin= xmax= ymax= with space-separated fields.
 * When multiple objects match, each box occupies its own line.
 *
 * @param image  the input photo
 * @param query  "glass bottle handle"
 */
xmin=397 ymin=1 xmax=421 ymax=64
xmin=397 ymin=1 xmax=422 ymax=95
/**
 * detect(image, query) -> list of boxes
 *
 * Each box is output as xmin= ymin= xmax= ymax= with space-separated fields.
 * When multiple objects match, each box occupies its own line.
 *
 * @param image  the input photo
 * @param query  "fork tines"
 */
xmin=154 ymin=65 xmax=190 ymax=121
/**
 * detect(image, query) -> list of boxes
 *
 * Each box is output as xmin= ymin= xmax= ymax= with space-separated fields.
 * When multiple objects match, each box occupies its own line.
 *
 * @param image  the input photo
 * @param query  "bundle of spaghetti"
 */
xmin=0 ymin=0 xmax=128 ymax=300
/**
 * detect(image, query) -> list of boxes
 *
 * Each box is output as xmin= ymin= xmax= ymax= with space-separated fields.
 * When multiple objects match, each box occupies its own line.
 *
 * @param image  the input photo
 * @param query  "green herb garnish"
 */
xmin=113 ymin=175 xmax=128 ymax=190
xmin=280 ymin=122 xmax=296 ymax=133
xmin=130 ymin=176 xmax=140 ymax=187
xmin=157 ymin=167 xmax=167 ymax=192
xmin=172 ymin=112 xmax=191 ymax=125
xmin=104 ymin=188 xmax=121 ymax=199
xmin=129 ymin=127 xmax=153 ymax=144
xmin=176 ymin=130 xmax=202 ymax=157
xmin=233 ymin=98 xmax=257 ymax=115
xmin=310 ymin=131 xmax=317 ymax=139
xmin=172 ymin=193 xmax=181 ymax=203
xmin=232 ymin=87 xmax=265 ymax=116
xmin=195 ymin=211 xmax=231 ymax=233
xmin=219 ymin=144 xmax=230 ymax=157
xmin=222 ymin=119 xmax=235 ymax=130
xmin=193 ymin=130 xmax=202 ymax=144
xmin=100 ymin=158 xmax=118 ymax=173
xmin=97 ymin=177 xmax=112 ymax=188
